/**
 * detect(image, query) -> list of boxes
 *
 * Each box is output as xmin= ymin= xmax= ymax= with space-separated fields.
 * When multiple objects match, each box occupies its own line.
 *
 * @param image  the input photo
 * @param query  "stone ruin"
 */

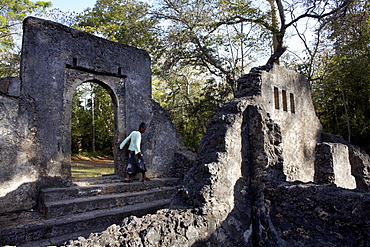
xmin=0 ymin=17 xmax=186 ymax=214
xmin=1 ymin=17 xmax=370 ymax=246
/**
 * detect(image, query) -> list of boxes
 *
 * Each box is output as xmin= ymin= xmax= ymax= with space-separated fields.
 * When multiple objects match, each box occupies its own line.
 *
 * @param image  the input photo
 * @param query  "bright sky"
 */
xmin=49 ymin=0 xmax=97 ymax=13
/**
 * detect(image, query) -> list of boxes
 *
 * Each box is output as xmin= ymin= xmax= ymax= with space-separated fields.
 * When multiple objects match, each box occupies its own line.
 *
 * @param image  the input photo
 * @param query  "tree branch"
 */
xmin=285 ymin=0 xmax=352 ymax=29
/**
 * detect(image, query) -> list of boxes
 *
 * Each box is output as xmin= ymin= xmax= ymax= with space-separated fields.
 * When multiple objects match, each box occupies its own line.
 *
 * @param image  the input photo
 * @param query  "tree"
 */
xmin=74 ymin=0 xmax=160 ymax=57
xmin=0 ymin=0 xmax=51 ymax=77
xmin=152 ymin=65 xmax=228 ymax=147
xmin=72 ymin=82 xmax=114 ymax=155
xmin=216 ymin=0 xmax=352 ymax=65
xmin=156 ymin=0 xmax=270 ymax=95
xmin=0 ymin=48 xmax=20 ymax=77
xmin=43 ymin=8 xmax=80 ymax=27
xmin=71 ymin=86 xmax=92 ymax=153
xmin=75 ymin=0 xmax=358 ymax=148
xmin=149 ymin=0 xmax=274 ymax=146
xmin=312 ymin=0 xmax=370 ymax=153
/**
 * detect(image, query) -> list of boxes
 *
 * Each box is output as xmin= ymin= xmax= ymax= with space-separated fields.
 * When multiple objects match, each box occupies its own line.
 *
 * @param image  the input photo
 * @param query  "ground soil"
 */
xmin=71 ymin=155 xmax=114 ymax=177
xmin=71 ymin=155 xmax=114 ymax=167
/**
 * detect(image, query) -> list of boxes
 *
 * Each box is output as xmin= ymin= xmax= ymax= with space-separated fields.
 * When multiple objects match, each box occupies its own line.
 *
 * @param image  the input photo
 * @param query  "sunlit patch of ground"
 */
xmin=71 ymin=156 xmax=114 ymax=177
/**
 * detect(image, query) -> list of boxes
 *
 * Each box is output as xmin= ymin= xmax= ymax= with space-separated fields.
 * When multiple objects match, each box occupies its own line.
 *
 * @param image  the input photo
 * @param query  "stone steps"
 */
xmin=40 ymin=177 xmax=180 ymax=203
xmin=0 ymin=177 xmax=181 ymax=247
xmin=72 ymin=175 xmax=125 ymax=185
xmin=43 ymin=187 xmax=177 ymax=218
xmin=39 ymin=177 xmax=180 ymax=218
xmin=12 ymin=199 xmax=171 ymax=247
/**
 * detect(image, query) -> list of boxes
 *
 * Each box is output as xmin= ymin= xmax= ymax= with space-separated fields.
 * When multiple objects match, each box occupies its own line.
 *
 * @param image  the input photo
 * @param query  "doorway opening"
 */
xmin=71 ymin=81 xmax=115 ymax=177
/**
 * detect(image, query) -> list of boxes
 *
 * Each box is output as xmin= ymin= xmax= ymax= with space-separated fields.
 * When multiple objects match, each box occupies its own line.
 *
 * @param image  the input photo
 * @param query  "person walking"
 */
xmin=119 ymin=122 xmax=150 ymax=182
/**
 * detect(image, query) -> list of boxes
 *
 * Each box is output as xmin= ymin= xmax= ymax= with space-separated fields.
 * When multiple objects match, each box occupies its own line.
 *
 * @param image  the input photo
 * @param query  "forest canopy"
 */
xmin=1 ymin=0 xmax=369 ymax=153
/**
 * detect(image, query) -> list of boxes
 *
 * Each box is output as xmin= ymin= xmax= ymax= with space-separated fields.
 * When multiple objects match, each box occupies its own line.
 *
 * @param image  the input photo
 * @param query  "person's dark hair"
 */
xmin=139 ymin=122 xmax=146 ymax=129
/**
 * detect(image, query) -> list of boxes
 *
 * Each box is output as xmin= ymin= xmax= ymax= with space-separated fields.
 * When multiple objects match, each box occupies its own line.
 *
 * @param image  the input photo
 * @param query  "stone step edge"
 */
xmin=18 ymin=229 xmax=96 ymax=247
xmin=40 ymin=178 xmax=182 ymax=202
xmin=71 ymin=174 xmax=121 ymax=183
xmin=42 ymin=187 xmax=177 ymax=219
xmin=44 ymin=186 xmax=176 ymax=208
xmin=71 ymin=177 xmax=181 ymax=186
xmin=42 ymin=178 xmax=181 ymax=193
xmin=2 ymin=199 xmax=172 ymax=246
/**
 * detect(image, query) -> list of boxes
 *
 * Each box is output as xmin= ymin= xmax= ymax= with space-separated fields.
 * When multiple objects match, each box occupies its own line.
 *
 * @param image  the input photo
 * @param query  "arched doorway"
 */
xmin=71 ymin=81 xmax=116 ymax=177
xmin=63 ymin=69 xmax=125 ymax=179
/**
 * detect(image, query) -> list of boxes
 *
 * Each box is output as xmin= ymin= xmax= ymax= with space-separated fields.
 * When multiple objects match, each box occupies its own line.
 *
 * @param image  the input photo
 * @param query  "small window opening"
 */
xmin=274 ymin=87 xmax=279 ymax=109
xmin=73 ymin=58 xmax=77 ymax=67
xmin=290 ymin=93 xmax=295 ymax=113
xmin=118 ymin=67 xmax=122 ymax=75
xmin=282 ymin=90 xmax=287 ymax=111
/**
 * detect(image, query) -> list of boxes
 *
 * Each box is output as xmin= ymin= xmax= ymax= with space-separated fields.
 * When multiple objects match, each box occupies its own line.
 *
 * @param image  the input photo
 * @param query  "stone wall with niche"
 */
xmin=236 ymin=65 xmax=361 ymax=188
xmin=260 ymin=65 xmax=322 ymax=182
xmin=237 ymin=65 xmax=322 ymax=182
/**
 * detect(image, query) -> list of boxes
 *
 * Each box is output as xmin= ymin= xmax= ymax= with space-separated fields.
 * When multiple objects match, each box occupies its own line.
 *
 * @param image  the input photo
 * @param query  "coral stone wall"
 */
xmin=0 ymin=17 xmax=184 ymax=214
xmin=238 ymin=65 xmax=322 ymax=182
xmin=258 ymin=65 xmax=322 ymax=182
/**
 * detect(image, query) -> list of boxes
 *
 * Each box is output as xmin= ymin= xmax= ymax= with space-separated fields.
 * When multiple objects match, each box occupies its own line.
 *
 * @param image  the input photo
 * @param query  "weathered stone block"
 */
xmin=7 ymin=77 xmax=21 ymax=97
xmin=315 ymin=142 xmax=356 ymax=189
xmin=348 ymin=145 xmax=370 ymax=192
xmin=0 ymin=78 xmax=10 ymax=94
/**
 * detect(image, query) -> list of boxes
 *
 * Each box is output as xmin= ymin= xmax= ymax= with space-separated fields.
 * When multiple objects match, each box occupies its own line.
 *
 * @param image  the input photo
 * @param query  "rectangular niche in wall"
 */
xmin=290 ymin=93 xmax=295 ymax=113
xmin=282 ymin=90 xmax=287 ymax=111
xmin=274 ymin=87 xmax=279 ymax=109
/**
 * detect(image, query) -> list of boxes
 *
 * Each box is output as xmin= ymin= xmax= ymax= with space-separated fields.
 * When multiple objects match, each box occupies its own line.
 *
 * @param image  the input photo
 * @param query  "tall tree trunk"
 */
xmin=91 ymin=89 xmax=96 ymax=153
xmin=266 ymin=0 xmax=286 ymax=65
xmin=339 ymin=79 xmax=351 ymax=142
xmin=267 ymin=0 xmax=279 ymax=55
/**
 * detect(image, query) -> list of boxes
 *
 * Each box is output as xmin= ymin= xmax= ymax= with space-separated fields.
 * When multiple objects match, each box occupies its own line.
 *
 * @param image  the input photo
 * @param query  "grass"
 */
xmin=71 ymin=165 xmax=114 ymax=177
xmin=71 ymin=156 xmax=114 ymax=177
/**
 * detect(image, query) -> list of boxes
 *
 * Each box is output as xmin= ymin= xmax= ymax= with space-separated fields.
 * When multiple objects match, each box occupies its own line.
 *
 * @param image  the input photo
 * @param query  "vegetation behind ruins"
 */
xmin=71 ymin=83 xmax=114 ymax=155
xmin=1 ymin=0 xmax=369 ymax=153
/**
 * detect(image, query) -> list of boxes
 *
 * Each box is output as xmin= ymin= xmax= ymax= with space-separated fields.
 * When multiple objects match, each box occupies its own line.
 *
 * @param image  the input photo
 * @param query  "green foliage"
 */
xmin=0 ymin=0 xmax=51 ymax=46
xmin=42 ymin=8 xmax=80 ymax=27
xmin=0 ymin=47 xmax=20 ymax=77
xmin=74 ymin=0 xmax=271 ymax=147
xmin=312 ymin=0 xmax=370 ymax=153
xmin=149 ymin=0 xmax=271 ymax=146
xmin=156 ymin=0 xmax=270 ymax=92
xmin=0 ymin=0 xmax=51 ymax=77
xmin=1 ymin=0 xmax=368 ymax=153
xmin=74 ymin=0 xmax=160 ymax=56
xmin=152 ymin=67 xmax=229 ymax=147
xmin=71 ymin=82 xmax=115 ymax=155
